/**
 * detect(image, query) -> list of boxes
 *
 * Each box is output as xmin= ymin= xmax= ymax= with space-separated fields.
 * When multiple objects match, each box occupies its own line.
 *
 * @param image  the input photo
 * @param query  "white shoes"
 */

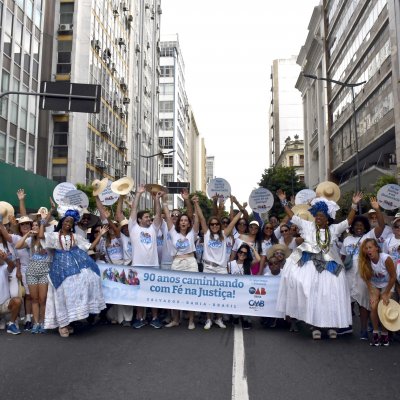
xmin=165 ymin=321 xmax=180 ymax=328
xmin=214 ymin=318 xmax=226 ymax=329
xmin=188 ymin=321 xmax=196 ymax=330
xmin=204 ymin=319 xmax=213 ymax=330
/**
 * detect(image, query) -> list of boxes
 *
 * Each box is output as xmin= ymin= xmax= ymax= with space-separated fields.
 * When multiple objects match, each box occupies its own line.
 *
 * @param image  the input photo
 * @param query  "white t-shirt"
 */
xmin=25 ymin=237 xmax=52 ymax=262
xmin=159 ymin=220 xmax=173 ymax=265
xmin=11 ymin=234 xmax=30 ymax=267
xmin=169 ymin=228 xmax=196 ymax=256
xmin=383 ymin=235 xmax=400 ymax=283
xmin=261 ymin=239 xmax=274 ymax=257
xmin=371 ymin=253 xmax=391 ymax=289
xmin=0 ymin=263 xmax=10 ymax=305
xmin=202 ymin=230 xmax=227 ymax=267
xmin=278 ymin=236 xmax=297 ymax=251
xmin=129 ymin=219 xmax=159 ymax=267
xmin=120 ymin=233 xmax=133 ymax=265
xmin=100 ymin=237 xmax=124 ymax=264
xmin=228 ymin=260 xmax=244 ymax=275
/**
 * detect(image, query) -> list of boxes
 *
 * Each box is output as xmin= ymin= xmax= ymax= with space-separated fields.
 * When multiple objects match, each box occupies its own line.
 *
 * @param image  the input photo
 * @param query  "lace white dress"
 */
xmin=44 ymin=232 xmax=106 ymax=329
xmin=277 ymin=216 xmax=352 ymax=329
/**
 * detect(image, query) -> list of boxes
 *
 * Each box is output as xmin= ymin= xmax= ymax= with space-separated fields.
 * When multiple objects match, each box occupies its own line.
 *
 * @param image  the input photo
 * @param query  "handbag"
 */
xmin=343 ymin=237 xmax=362 ymax=271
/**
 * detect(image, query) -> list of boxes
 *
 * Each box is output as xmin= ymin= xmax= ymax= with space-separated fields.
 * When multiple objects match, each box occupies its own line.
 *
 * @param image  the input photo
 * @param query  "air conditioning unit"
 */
xmin=96 ymin=158 xmax=106 ymax=169
xmin=135 ymin=44 xmax=141 ymax=53
xmin=92 ymin=39 xmax=101 ymax=50
xmin=100 ymin=124 xmax=109 ymax=134
xmin=157 ymin=5 xmax=162 ymax=14
xmin=113 ymin=7 xmax=119 ymax=16
xmin=120 ymin=78 xmax=127 ymax=91
xmin=120 ymin=111 xmax=126 ymax=118
xmin=58 ymin=24 xmax=73 ymax=32
xmin=118 ymin=140 xmax=127 ymax=150
xmin=124 ymin=161 xmax=131 ymax=166
xmin=112 ymin=101 xmax=119 ymax=111
xmin=122 ymin=97 xmax=130 ymax=104
xmin=121 ymin=2 xmax=129 ymax=11
xmin=127 ymin=14 xmax=133 ymax=22
xmin=111 ymin=63 xmax=117 ymax=73
xmin=118 ymin=38 xmax=126 ymax=46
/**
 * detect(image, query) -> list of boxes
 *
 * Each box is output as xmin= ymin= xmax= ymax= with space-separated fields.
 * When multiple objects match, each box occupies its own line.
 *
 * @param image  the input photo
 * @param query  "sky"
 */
xmin=161 ymin=0 xmax=320 ymax=205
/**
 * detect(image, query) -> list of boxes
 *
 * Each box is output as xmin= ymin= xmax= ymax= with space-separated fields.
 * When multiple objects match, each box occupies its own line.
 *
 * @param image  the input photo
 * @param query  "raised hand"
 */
xmin=276 ymin=189 xmax=286 ymax=201
xmin=369 ymin=196 xmax=379 ymax=210
xmin=192 ymin=195 xmax=199 ymax=204
xmin=99 ymin=225 xmax=109 ymax=236
xmin=17 ymin=189 xmax=26 ymax=201
xmin=181 ymin=188 xmax=190 ymax=200
xmin=242 ymin=202 xmax=248 ymax=209
xmin=137 ymin=184 xmax=146 ymax=194
xmin=352 ymin=192 xmax=363 ymax=205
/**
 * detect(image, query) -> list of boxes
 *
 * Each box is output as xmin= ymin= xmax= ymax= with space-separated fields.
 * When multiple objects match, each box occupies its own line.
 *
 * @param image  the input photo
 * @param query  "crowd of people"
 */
xmin=0 ymin=179 xmax=399 ymax=346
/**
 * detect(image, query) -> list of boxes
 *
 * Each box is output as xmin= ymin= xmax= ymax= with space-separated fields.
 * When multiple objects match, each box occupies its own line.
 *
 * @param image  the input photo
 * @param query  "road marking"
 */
xmin=231 ymin=324 xmax=249 ymax=400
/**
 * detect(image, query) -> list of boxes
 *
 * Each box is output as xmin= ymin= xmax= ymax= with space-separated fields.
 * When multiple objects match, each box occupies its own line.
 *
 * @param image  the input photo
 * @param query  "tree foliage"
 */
xmin=190 ymin=191 xmax=214 ymax=221
xmin=258 ymin=166 xmax=306 ymax=217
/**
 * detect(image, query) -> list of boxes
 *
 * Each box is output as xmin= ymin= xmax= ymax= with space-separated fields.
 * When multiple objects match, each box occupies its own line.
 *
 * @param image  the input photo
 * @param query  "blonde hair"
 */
xmin=358 ymin=238 xmax=380 ymax=282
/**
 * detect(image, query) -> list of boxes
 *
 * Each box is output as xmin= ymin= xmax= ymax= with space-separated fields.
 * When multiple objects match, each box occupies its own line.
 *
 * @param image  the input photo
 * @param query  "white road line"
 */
xmin=231 ymin=324 xmax=249 ymax=400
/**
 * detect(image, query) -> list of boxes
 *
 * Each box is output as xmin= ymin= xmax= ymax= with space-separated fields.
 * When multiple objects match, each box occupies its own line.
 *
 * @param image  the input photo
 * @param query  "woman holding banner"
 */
xmin=162 ymin=195 xmax=199 ymax=330
xmin=276 ymin=188 xmax=362 ymax=340
xmin=196 ymin=203 xmax=243 ymax=329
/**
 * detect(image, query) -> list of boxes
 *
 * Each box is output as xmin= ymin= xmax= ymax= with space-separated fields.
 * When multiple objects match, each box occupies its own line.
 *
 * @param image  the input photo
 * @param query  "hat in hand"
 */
xmin=92 ymin=178 xmax=108 ymax=196
xmin=378 ymin=299 xmax=400 ymax=332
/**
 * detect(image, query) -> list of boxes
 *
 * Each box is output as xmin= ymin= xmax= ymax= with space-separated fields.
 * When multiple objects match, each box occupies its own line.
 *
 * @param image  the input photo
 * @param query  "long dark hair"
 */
xmin=54 ymin=216 xmax=76 ymax=233
xmin=261 ymin=221 xmax=278 ymax=246
xmin=235 ymin=243 xmax=253 ymax=275
xmin=207 ymin=216 xmax=224 ymax=242
xmin=175 ymin=213 xmax=192 ymax=234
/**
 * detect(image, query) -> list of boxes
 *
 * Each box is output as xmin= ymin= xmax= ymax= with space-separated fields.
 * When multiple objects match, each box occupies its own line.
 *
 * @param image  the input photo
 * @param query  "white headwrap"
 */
xmin=309 ymin=197 xmax=340 ymax=219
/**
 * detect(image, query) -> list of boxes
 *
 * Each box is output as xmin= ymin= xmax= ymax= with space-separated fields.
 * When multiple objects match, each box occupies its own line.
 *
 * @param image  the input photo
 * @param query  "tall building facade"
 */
xmin=297 ymin=0 xmax=400 ymax=192
xmin=0 ymin=0 xmax=45 ymax=173
xmin=206 ymin=155 xmax=215 ymax=183
xmin=275 ymin=135 xmax=305 ymax=183
xmin=38 ymin=0 xmax=161 ymax=189
xmin=269 ymin=56 xmax=304 ymax=166
xmin=159 ymin=34 xmax=189 ymax=208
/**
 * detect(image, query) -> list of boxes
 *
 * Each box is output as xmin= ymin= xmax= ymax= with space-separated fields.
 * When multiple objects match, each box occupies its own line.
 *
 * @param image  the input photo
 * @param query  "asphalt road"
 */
xmin=1 ymin=319 xmax=399 ymax=400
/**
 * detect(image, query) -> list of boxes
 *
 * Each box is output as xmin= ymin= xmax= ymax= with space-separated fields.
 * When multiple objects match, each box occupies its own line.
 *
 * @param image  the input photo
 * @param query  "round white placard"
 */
xmin=207 ymin=178 xmax=231 ymax=201
xmin=53 ymin=182 xmax=77 ymax=205
xmin=63 ymin=190 xmax=89 ymax=209
xmin=377 ymin=184 xmax=400 ymax=210
xmin=295 ymin=189 xmax=316 ymax=205
xmin=99 ymin=181 xmax=120 ymax=206
xmin=248 ymin=188 xmax=274 ymax=213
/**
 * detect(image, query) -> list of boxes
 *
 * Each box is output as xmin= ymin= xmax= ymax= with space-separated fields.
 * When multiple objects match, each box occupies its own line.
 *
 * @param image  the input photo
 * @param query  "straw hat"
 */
xmin=17 ymin=215 xmax=33 ymax=224
xmin=92 ymin=178 xmax=109 ymax=196
xmin=378 ymin=299 xmax=400 ymax=332
xmin=267 ymin=244 xmax=291 ymax=260
xmin=119 ymin=219 xmax=129 ymax=228
xmin=111 ymin=176 xmax=134 ymax=195
xmin=0 ymin=201 xmax=15 ymax=225
xmin=291 ymin=204 xmax=314 ymax=222
xmin=144 ymin=183 xmax=168 ymax=194
xmin=315 ymin=181 xmax=341 ymax=202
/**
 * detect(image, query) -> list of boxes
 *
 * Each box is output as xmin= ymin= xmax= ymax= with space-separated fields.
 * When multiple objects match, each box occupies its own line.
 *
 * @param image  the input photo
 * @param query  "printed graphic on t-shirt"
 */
xmin=140 ymin=232 xmax=152 ymax=245
xmin=176 ymin=238 xmax=189 ymax=250
xmin=208 ymin=239 xmax=222 ymax=249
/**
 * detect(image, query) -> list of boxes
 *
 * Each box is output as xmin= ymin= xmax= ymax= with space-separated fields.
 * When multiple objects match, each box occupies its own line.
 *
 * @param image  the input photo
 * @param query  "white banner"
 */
xmin=98 ymin=264 xmax=283 ymax=318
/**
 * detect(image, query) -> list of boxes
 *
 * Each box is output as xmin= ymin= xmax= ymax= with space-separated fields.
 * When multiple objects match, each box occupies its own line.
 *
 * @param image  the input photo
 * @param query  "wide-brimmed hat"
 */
xmin=267 ymin=244 xmax=291 ymax=260
xmin=378 ymin=299 xmax=400 ymax=332
xmin=92 ymin=178 xmax=109 ymax=196
xmin=111 ymin=177 xmax=134 ymax=195
xmin=119 ymin=219 xmax=129 ymax=228
xmin=315 ymin=181 xmax=341 ymax=202
xmin=80 ymin=208 xmax=100 ymax=228
xmin=291 ymin=204 xmax=314 ymax=222
xmin=0 ymin=201 xmax=15 ymax=225
xmin=144 ymin=183 xmax=168 ymax=194
xmin=17 ymin=215 xmax=33 ymax=224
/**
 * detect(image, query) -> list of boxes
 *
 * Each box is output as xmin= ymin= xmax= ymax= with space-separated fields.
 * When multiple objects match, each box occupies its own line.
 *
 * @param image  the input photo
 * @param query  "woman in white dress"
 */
xmin=39 ymin=206 xmax=107 ymax=337
xmin=276 ymin=189 xmax=362 ymax=340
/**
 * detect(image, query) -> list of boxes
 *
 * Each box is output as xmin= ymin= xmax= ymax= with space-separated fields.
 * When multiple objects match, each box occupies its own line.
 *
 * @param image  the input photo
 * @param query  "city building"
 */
xmin=38 ymin=0 xmax=161 ymax=193
xmin=187 ymin=105 xmax=202 ymax=193
xmin=206 ymin=155 xmax=215 ymax=183
xmin=297 ymin=0 xmax=400 ymax=193
xmin=275 ymin=135 xmax=305 ymax=183
xmin=159 ymin=34 xmax=189 ymax=208
xmin=200 ymin=137 xmax=207 ymax=192
xmin=0 ymin=0 xmax=57 ymax=208
xmin=269 ymin=56 xmax=304 ymax=167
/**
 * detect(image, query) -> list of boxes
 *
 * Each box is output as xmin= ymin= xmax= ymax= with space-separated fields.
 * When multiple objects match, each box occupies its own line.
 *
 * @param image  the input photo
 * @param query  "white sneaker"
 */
xmin=214 ymin=318 xmax=226 ymax=329
xmin=188 ymin=321 xmax=195 ymax=330
xmin=312 ymin=329 xmax=321 ymax=340
xmin=204 ymin=319 xmax=213 ymax=330
xmin=328 ymin=329 xmax=337 ymax=339
xmin=165 ymin=321 xmax=180 ymax=328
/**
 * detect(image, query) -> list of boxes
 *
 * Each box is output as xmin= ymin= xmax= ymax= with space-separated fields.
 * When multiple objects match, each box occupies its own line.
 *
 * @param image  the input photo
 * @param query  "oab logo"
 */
xmin=248 ymin=287 xmax=266 ymax=296
xmin=248 ymin=299 xmax=265 ymax=308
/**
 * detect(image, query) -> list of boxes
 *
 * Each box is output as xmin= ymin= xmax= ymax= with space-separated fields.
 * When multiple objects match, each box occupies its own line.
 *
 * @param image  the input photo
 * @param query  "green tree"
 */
xmin=76 ymin=183 xmax=96 ymax=211
xmin=258 ymin=166 xmax=305 ymax=217
xmin=190 ymin=191 xmax=214 ymax=221
xmin=374 ymin=174 xmax=397 ymax=193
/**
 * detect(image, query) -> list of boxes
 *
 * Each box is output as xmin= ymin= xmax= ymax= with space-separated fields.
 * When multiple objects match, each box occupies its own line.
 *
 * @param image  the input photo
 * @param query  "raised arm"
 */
xmin=193 ymin=196 xmax=208 ymax=234
xmin=152 ymin=191 xmax=163 ymax=230
xmin=191 ymin=195 xmax=200 ymax=233
xmin=346 ymin=192 xmax=363 ymax=226
xmin=211 ymin=195 xmax=219 ymax=217
xmin=0 ymin=250 xmax=16 ymax=273
xmin=115 ymin=195 xmax=125 ymax=222
xmin=17 ymin=189 xmax=27 ymax=217
xmin=162 ymin=194 xmax=173 ymax=231
xmin=130 ymin=184 xmax=145 ymax=223
xmin=89 ymin=225 xmax=109 ymax=250
xmin=369 ymin=196 xmax=385 ymax=238
xmin=0 ymin=222 xmax=12 ymax=243
xmin=232 ymin=195 xmax=249 ymax=220
xmin=38 ymin=198 xmax=56 ymax=239
xmin=277 ymin=189 xmax=294 ymax=219
xmin=15 ymin=230 xmax=31 ymax=249
xmin=224 ymin=210 xmax=243 ymax=237
xmin=182 ymin=189 xmax=193 ymax=220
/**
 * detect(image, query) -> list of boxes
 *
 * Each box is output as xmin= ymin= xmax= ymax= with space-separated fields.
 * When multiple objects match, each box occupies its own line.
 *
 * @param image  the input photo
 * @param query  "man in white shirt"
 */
xmin=129 ymin=184 xmax=163 ymax=329
xmin=0 ymin=249 xmax=22 ymax=334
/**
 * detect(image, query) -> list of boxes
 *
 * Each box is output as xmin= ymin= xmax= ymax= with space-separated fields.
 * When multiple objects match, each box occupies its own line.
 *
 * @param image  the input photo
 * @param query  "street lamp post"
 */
xmin=303 ymin=73 xmax=366 ymax=213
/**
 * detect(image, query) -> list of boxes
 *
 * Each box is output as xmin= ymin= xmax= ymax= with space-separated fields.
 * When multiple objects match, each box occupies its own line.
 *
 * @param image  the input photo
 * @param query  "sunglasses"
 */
xmin=264 ymin=226 xmax=273 ymax=230
xmin=238 ymin=250 xmax=248 ymax=255
xmin=210 ymin=222 xmax=220 ymax=227
xmin=171 ymin=213 xmax=180 ymax=217
xmin=221 ymin=220 xmax=229 ymax=224
xmin=393 ymin=225 xmax=400 ymax=229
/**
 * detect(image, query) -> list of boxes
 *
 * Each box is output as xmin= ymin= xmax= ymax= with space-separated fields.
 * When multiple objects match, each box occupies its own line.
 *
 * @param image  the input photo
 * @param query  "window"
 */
xmin=299 ymin=154 xmax=304 ymax=166
xmin=163 ymin=154 xmax=173 ymax=167
xmin=1 ymin=71 xmax=10 ymax=118
xmin=160 ymin=83 xmax=174 ymax=95
xmin=0 ymin=133 xmax=6 ymax=161
xmin=160 ymin=66 xmax=174 ymax=77
xmin=160 ymin=119 xmax=173 ymax=130
xmin=159 ymin=101 xmax=173 ymax=112
xmin=28 ymin=146 xmax=34 ymax=171
xmin=18 ymin=142 xmax=26 ymax=167
xmin=8 ymin=137 xmax=16 ymax=163
xmin=289 ymin=156 xmax=294 ymax=167
xmin=4 ymin=34 xmax=12 ymax=57
xmin=159 ymin=137 xmax=173 ymax=149
xmin=60 ymin=2 xmax=74 ymax=24
xmin=161 ymin=174 xmax=174 ymax=186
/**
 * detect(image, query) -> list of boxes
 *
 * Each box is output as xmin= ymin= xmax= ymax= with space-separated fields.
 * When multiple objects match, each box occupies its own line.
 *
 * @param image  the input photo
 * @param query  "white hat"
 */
xmin=0 ymin=201 xmax=15 ymax=225
xmin=144 ymin=183 xmax=168 ymax=194
xmin=315 ymin=181 xmax=341 ymax=202
xmin=291 ymin=204 xmax=314 ymax=222
xmin=249 ymin=220 xmax=259 ymax=227
xmin=92 ymin=178 xmax=109 ymax=196
xmin=119 ymin=219 xmax=129 ymax=228
xmin=378 ymin=299 xmax=400 ymax=332
xmin=17 ymin=215 xmax=33 ymax=224
xmin=368 ymin=209 xmax=377 ymax=214
xmin=111 ymin=177 xmax=134 ymax=195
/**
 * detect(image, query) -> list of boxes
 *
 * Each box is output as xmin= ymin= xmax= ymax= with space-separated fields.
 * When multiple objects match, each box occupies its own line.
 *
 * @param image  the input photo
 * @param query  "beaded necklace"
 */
xmin=59 ymin=231 xmax=74 ymax=250
xmin=315 ymin=224 xmax=330 ymax=253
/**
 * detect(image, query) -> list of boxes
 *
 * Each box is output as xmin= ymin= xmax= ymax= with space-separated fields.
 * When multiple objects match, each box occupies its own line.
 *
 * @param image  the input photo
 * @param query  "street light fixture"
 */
xmin=303 ymin=73 xmax=366 ymax=213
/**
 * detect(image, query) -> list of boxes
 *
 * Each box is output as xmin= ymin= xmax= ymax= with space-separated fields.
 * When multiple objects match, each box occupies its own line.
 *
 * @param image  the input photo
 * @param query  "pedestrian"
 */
xmin=358 ymin=238 xmax=396 ymax=346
